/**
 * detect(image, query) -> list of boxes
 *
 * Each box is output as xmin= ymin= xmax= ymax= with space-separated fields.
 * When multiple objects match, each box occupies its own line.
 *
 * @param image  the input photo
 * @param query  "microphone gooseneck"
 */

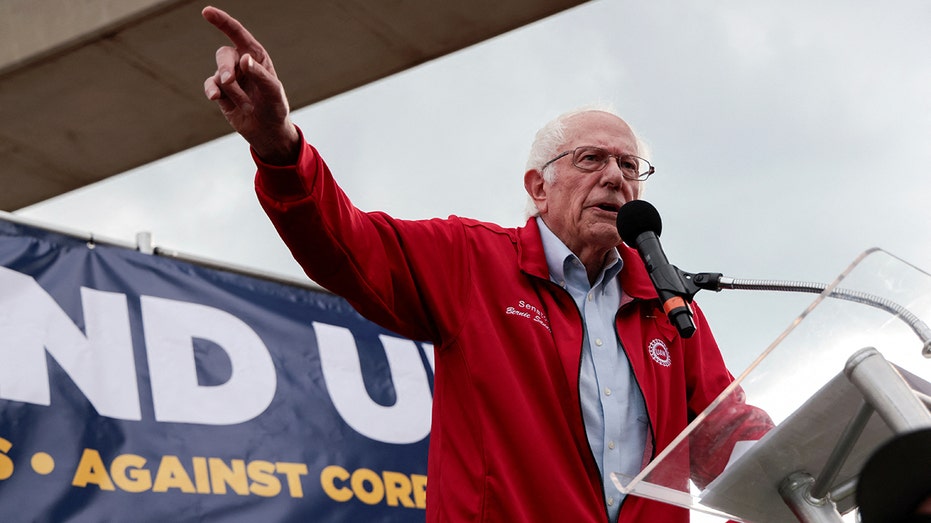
xmin=615 ymin=201 xmax=931 ymax=356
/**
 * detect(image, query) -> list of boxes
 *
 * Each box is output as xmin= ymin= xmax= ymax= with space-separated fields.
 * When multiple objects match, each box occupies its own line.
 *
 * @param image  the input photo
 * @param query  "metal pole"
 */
xmin=779 ymin=472 xmax=845 ymax=523
xmin=809 ymin=400 xmax=874 ymax=500
xmin=844 ymin=347 xmax=931 ymax=432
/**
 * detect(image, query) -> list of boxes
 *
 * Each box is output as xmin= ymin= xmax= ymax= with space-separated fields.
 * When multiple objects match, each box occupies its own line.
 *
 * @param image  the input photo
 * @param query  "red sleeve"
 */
xmin=253 ymin=130 xmax=470 ymax=343
xmin=683 ymin=304 xmax=774 ymax=489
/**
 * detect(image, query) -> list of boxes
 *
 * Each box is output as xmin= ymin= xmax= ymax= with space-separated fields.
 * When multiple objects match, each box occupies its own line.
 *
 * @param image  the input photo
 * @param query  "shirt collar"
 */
xmin=535 ymin=217 xmax=623 ymax=289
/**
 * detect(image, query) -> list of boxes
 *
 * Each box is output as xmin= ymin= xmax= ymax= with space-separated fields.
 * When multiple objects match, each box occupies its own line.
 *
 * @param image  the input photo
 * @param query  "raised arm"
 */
xmin=202 ymin=6 xmax=300 ymax=165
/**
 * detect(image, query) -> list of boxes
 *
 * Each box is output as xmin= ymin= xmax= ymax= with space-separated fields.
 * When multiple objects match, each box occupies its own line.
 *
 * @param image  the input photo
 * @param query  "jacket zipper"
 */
xmin=550 ymin=280 xmax=629 ymax=523
xmin=612 ymin=302 xmax=657 ymax=522
xmin=543 ymin=279 xmax=658 ymax=523
xmin=543 ymin=280 xmax=611 ymax=521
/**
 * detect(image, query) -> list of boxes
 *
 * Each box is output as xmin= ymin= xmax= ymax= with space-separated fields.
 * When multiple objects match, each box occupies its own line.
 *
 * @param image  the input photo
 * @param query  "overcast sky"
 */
xmin=13 ymin=0 xmax=930 ymax=517
xmin=20 ymin=0 xmax=931 ymax=366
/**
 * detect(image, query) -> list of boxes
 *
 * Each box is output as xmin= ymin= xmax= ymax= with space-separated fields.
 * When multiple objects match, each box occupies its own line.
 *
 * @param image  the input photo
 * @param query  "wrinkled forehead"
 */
xmin=562 ymin=111 xmax=638 ymax=154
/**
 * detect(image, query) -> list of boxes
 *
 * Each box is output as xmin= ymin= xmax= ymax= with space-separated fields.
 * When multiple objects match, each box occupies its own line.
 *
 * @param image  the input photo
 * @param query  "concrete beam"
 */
xmin=0 ymin=0 xmax=586 ymax=210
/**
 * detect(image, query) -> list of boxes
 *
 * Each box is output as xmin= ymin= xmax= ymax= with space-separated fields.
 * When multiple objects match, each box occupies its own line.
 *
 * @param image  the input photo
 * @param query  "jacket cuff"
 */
xmin=253 ymin=126 xmax=316 ymax=201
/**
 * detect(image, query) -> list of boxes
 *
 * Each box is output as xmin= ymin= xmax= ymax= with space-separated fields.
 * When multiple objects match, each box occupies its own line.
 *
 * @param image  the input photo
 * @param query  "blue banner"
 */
xmin=0 ymin=218 xmax=432 ymax=522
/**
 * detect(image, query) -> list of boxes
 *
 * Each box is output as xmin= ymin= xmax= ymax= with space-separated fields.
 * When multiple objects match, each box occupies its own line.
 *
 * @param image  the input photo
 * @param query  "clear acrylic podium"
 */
xmin=612 ymin=248 xmax=931 ymax=522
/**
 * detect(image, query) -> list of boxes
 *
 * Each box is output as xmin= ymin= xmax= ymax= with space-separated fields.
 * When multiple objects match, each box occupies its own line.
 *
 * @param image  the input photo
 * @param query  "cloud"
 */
xmin=16 ymin=0 xmax=931 ymax=365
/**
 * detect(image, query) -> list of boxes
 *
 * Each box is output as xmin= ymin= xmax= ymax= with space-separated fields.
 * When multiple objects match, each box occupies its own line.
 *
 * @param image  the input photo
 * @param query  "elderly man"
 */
xmin=202 ymin=6 xmax=770 ymax=522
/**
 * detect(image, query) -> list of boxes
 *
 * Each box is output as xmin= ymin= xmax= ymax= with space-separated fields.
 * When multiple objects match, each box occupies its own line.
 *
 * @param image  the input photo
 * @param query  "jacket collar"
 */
xmin=517 ymin=217 xmax=658 ymax=301
xmin=516 ymin=217 xmax=551 ymax=281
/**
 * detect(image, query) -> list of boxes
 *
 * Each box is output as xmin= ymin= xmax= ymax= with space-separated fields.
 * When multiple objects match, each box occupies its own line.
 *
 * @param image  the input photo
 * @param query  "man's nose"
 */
xmin=600 ymin=162 xmax=640 ymax=199
xmin=599 ymin=160 xmax=627 ymax=188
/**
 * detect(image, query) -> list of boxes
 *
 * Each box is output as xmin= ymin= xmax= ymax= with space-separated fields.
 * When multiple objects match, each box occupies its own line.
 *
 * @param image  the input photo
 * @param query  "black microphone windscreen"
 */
xmin=616 ymin=200 xmax=663 ymax=243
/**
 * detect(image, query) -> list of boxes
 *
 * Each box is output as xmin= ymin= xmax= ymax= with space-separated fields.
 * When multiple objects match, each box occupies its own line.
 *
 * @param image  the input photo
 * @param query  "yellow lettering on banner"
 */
xmin=412 ymin=473 xmax=427 ymax=509
xmin=111 ymin=454 xmax=152 ymax=493
xmin=320 ymin=465 xmax=427 ymax=509
xmin=209 ymin=458 xmax=249 ymax=495
xmin=153 ymin=456 xmax=196 ymax=493
xmin=0 ymin=438 xmax=14 ymax=481
xmin=72 ymin=449 xmax=115 ymax=490
xmin=192 ymin=456 xmax=211 ymax=494
xmin=383 ymin=470 xmax=415 ymax=508
xmin=247 ymin=460 xmax=280 ymax=497
xmin=351 ymin=468 xmax=385 ymax=505
xmin=276 ymin=462 xmax=308 ymax=498
xmin=320 ymin=465 xmax=353 ymax=502
xmin=63 ymin=449 xmax=308 ymax=498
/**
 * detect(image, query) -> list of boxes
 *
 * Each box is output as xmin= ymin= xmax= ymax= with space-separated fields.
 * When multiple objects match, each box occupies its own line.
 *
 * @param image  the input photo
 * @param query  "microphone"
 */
xmin=614 ymin=201 xmax=931 ymax=354
xmin=616 ymin=200 xmax=696 ymax=338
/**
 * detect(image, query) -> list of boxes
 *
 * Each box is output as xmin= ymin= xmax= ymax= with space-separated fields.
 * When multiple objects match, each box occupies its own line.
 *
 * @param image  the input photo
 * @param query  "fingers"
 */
xmin=205 ymin=64 xmax=253 ymax=113
xmin=204 ymin=70 xmax=245 ymax=114
xmin=203 ymin=75 xmax=220 ymax=101
xmin=238 ymin=53 xmax=284 ymax=106
xmin=214 ymin=44 xmax=240 ymax=86
xmin=206 ymin=79 xmax=238 ymax=117
xmin=203 ymin=45 xmax=243 ymax=103
xmin=204 ymin=52 xmax=283 ymax=116
xmin=202 ymin=6 xmax=275 ymax=108
xmin=202 ymin=6 xmax=267 ymax=63
xmin=202 ymin=4 xmax=292 ymax=147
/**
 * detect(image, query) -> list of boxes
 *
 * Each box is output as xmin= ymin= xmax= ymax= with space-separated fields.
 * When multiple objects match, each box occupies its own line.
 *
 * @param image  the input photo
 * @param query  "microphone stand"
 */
xmin=669 ymin=270 xmax=931 ymax=357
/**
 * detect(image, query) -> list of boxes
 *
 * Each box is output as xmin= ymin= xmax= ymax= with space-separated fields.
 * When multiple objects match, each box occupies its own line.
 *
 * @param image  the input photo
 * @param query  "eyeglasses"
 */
xmin=541 ymin=146 xmax=654 ymax=181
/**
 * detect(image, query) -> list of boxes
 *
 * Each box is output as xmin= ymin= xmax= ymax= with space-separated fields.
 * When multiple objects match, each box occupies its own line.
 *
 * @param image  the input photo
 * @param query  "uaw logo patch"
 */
xmin=648 ymin=339 xmax=672 ymax=367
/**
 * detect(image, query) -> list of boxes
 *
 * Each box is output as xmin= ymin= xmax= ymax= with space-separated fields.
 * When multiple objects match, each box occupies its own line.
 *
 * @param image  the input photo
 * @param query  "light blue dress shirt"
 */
xmin=537 ymin=217 xmax=649 ymax=521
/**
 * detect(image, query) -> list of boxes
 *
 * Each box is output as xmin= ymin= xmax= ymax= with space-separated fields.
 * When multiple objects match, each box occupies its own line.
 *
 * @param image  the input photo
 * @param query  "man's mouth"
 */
xmin=595 ymin=203 xmax=621 ymax=213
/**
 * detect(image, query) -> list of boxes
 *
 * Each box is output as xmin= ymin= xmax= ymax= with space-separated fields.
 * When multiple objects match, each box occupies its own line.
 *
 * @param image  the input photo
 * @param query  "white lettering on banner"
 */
xmin=313 ymin=322 xmax=432 ymax=444
xmin=0 ymin=266 xmax=277 ymax=425
xmin=0 ymin=265 xmax=435 ymax=433
xmin=0 ymin=266 xmax=142 ymax=420
xmin=141 ymin=296 xmax=277 ymax=425
xmin=421 ymin=342 xmax=435 ymax=373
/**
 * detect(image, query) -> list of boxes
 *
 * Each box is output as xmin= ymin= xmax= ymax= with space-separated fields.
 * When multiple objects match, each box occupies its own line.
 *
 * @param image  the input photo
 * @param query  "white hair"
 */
xmin=523 ymin=105 xmax=651 ymax=218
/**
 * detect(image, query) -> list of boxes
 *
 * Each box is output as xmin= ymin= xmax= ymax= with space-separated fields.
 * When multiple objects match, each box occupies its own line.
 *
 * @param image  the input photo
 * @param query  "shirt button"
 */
xmin=608 ymin=441 xmax=616 ymax=450
xmin=594 ymin=338 xmax=603 ymax=347
xmin=604 ymin=387 xmax=612 ymax=396
xmin=607 ymin=497 xmax=615 ymax=506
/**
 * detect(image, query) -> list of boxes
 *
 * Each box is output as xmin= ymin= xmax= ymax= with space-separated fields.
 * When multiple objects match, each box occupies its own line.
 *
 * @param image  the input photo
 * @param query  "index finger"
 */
xmin=202 ymin=6 xmax=267 ymax=61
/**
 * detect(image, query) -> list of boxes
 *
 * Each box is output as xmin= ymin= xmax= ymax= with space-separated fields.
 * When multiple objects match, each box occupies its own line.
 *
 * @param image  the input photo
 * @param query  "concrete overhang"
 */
xmin=0 ymin=0 xmax=586 ymax=210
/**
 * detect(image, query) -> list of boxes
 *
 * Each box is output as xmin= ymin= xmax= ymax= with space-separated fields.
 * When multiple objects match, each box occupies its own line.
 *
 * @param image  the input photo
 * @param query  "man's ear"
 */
xmin=524 ymin=169 xmax=548 ymax=215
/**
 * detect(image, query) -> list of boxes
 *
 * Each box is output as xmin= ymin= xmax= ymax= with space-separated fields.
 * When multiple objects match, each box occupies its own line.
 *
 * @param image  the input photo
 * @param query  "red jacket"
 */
xmin=255 ymin=138 xmax=769 ymax=522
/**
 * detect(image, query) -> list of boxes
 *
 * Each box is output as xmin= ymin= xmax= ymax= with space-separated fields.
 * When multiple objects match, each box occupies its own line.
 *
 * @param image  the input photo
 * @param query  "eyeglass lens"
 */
xmin=572 ymin=147 xmax=649 ymax=178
